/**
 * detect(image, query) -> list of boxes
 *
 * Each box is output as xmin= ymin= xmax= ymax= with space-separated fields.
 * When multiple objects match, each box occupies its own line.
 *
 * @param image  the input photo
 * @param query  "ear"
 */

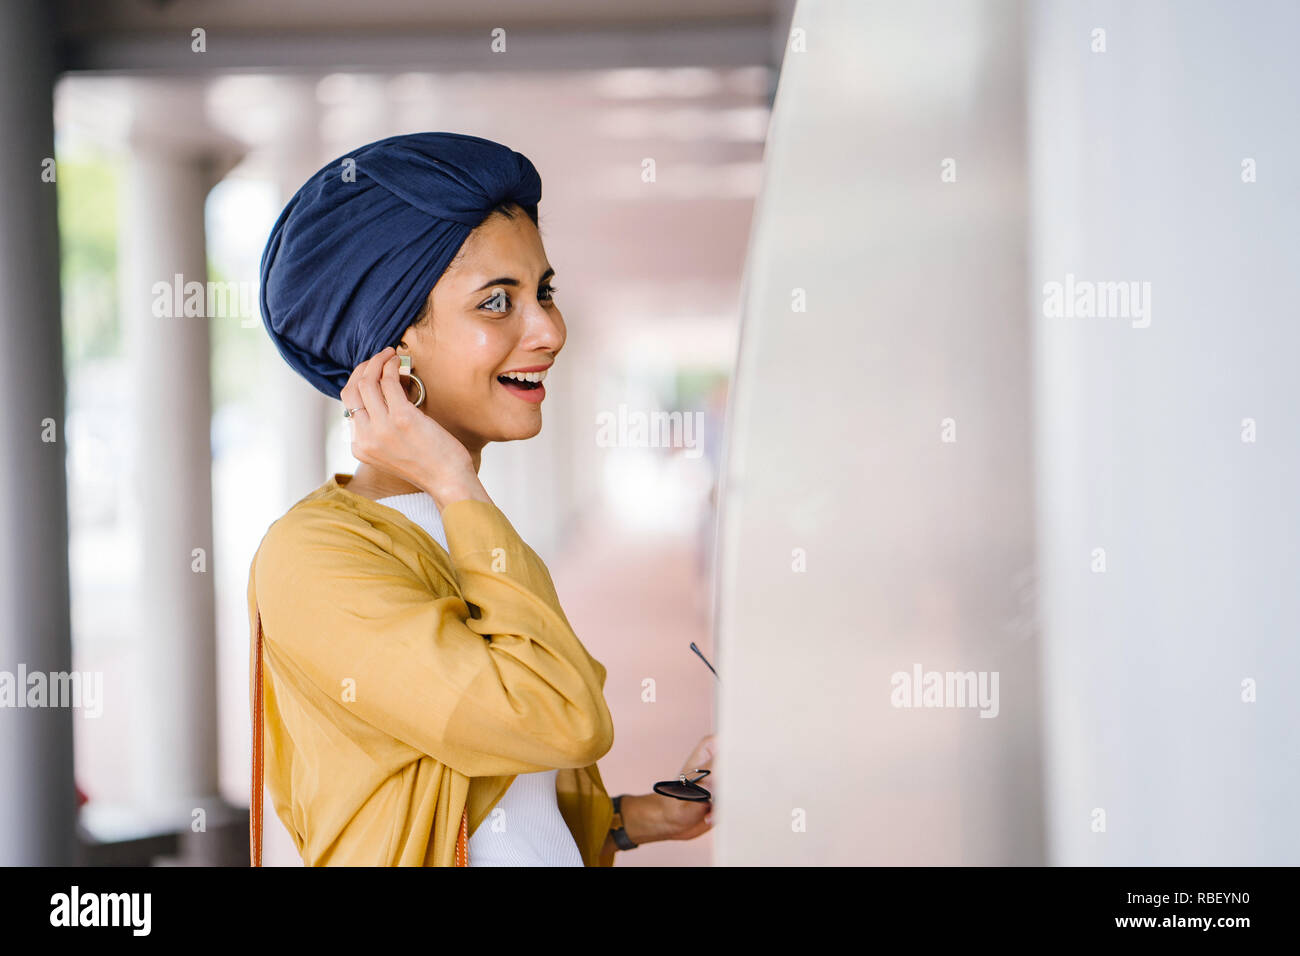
xmin=395 ymin=325 xmax=418 ymax=350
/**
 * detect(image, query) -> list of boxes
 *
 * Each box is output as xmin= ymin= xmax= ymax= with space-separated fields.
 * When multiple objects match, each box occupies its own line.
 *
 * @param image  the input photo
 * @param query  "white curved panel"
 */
xmin=714 ymin=0 xmax=1040 ymax=865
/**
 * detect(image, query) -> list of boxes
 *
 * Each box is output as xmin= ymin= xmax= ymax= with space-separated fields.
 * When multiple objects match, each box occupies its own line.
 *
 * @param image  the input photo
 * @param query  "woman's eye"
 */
xmin=481 ymin=286 xmax=557 ymax=312
xmin=481 ymin=289 xmax=510 ymax=313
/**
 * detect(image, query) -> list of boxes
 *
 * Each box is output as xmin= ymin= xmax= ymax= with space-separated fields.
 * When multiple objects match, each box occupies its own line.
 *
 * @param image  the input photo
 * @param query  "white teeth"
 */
xmin=500 ymin=369 xmax=547 ymax=383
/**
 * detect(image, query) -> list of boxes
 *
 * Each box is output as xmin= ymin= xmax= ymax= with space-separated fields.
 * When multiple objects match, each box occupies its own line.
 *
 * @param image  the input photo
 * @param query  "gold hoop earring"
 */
xmin=398 ymin=354 xmax=426 ymax=407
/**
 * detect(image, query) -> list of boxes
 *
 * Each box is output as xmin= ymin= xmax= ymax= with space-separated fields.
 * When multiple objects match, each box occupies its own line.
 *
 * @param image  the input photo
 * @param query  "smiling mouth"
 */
xmin=496 ymin=375 xmax=542 ymax=390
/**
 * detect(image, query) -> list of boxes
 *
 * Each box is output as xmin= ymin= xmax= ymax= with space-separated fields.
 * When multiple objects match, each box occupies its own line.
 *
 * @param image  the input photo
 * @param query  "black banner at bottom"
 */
xmin=2 ymin=864 xmax=1281 ymax=941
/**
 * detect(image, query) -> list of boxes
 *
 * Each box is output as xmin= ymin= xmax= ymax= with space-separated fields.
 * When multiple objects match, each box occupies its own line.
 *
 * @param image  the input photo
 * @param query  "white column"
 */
xmin=0 ymin=0 xmax=75 ymax=866
xmin=118 ymin=81 xmax=245 ymax=840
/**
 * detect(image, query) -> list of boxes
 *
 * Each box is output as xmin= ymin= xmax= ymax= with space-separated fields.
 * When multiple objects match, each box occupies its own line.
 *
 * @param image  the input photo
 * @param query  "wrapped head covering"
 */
xmin=259 ymin=131 xmax=542 ymax=398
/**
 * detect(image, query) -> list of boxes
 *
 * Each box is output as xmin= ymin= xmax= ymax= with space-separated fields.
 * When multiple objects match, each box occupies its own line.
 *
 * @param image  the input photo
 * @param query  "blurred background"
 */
xmin=2 ymin=0 xmax=1298 ymax=867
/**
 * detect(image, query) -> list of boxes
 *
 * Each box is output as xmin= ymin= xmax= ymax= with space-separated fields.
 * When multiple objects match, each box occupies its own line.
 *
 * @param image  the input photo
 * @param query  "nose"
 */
xmin=520 ymin=297 xmax=564 ymax=353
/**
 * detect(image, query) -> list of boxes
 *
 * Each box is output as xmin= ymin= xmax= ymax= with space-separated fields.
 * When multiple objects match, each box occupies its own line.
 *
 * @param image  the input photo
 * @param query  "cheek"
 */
xmin=445 ymin=323 xmax=510 ymax=387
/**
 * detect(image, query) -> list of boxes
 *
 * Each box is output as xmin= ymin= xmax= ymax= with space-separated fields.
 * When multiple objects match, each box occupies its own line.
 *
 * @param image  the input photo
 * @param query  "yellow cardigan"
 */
xmin=247 ymin=473 xmax=617 ymax=866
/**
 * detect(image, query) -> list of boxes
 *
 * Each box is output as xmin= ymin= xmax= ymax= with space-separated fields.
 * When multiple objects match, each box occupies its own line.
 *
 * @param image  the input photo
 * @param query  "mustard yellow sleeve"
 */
xmin=254 ymin=497 xmax=614 ymax=776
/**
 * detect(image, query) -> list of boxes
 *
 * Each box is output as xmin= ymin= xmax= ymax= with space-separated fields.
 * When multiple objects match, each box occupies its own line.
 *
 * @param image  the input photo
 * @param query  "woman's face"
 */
xmin=396 ymin=206 xmax=565 ymax=452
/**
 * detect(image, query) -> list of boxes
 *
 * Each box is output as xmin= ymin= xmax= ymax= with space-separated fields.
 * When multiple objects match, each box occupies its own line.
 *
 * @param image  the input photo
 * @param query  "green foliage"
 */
xmin=208 ymin=259 xmax=266 ymax=410
xmin=57 ymin=152 xmax=120 ymax=364
xmin=674 ymin=367 xmax=729 ymax=408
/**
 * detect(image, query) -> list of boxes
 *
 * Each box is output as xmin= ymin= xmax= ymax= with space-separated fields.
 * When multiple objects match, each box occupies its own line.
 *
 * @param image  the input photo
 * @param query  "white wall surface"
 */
xmin=1029 ymin=0 xmax=1300 ymax=865
xmin=715 ymin=0 xmax=1042 ymax=865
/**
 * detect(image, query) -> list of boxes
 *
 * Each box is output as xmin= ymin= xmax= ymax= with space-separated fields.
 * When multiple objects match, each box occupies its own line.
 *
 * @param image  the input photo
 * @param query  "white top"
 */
xmin=375 ymin=489 xmax=585 ymax=867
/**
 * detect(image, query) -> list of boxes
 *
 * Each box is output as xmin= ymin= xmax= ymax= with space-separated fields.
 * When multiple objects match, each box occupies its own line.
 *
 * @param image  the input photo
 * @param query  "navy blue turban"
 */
xmin=259 ymin=131 xmax=543 ymax=399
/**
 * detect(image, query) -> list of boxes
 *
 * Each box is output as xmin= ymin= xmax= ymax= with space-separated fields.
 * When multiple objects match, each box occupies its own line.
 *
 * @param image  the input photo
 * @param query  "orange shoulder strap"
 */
xmin=251 ymin=609 xmax=469 ymax=866
xmin=251 ymin=610 xmax=264 ymax=866
xmin=455 ymin=799 xmax=469 ymax=867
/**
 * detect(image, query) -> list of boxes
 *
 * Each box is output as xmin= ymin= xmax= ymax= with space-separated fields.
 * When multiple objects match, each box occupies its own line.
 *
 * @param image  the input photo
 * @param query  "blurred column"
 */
xmin=268 ymin=77 xmax=330 ymax=506
xmin=118 ymin=79 xmax=247 ymax=862
xmin=0 ymin=0 xmax=75 ymax=866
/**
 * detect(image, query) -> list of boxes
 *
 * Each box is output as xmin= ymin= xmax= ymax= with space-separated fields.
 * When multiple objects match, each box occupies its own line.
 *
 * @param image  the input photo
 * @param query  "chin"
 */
xmin=492 ymin=416 xmax=544 ymax=442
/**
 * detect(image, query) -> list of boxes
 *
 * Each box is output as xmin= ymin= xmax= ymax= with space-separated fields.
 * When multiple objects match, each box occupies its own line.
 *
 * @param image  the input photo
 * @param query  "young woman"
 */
xmin=249 ymin=131 xmax=715 ymax=866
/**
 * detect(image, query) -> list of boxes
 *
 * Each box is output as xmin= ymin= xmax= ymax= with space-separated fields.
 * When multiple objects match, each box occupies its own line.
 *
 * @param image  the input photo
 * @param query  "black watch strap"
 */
xmin=610 ymin=794 xmax=638 ymax=850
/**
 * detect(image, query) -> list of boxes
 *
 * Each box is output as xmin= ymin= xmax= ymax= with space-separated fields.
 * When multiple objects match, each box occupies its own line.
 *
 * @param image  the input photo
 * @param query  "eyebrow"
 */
xmin=471 ymin=267 xmax=555 ymax=294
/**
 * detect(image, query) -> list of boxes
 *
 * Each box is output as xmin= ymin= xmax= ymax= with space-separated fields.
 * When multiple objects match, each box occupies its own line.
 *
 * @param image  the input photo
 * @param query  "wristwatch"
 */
xmin=609 ymin=794 xmax=638 ymax=850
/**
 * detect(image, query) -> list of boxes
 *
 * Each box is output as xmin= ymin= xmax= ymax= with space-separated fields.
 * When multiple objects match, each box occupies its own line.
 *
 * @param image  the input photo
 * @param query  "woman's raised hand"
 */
xmin=340 ymin=347 xmax=487 ymax=506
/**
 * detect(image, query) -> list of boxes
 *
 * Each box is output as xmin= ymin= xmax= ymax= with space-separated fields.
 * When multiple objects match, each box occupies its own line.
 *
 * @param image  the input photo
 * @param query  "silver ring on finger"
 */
xmin=343 ymin=406 xmax=365 ymax=419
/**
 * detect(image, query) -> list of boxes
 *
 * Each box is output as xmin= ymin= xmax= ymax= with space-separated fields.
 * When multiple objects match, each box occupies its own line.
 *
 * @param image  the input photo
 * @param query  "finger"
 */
xmin=378 ymin=352 xmax=409 ymax=410
xmin=341 ymin=395 xmax=368 ymax=426
xmin=340 ymin=349 xmax=379 ymax=411
xmin=343 ymin=349 xmax=391 ymax=429
xmin=340 ymin=382 xmax=367 ymax=428
xmin=357 ymin=346 xmax=394 ymax=392
xmin=357 ymin=348 xmax=393 ymax=418
xmin=340 ymin=369 xmax=361 ymax=412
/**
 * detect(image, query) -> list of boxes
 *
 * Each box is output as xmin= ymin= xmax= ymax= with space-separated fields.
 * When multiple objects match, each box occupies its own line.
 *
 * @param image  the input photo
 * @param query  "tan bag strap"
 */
xmin=252 ymin=608 xmax=469 ymax=866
